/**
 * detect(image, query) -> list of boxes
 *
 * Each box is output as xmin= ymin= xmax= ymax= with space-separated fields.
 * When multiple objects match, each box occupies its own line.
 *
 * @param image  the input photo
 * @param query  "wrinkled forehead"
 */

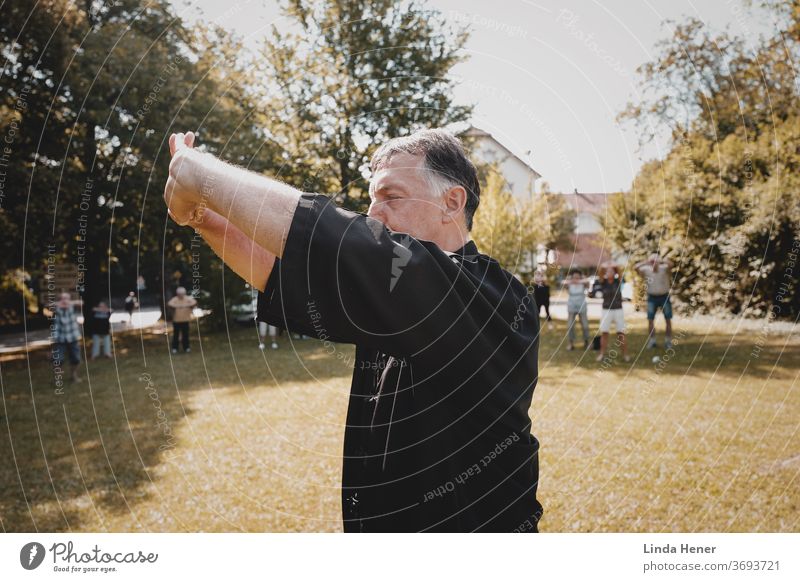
xmin=369 ymin=152 xmax=428 ymax=194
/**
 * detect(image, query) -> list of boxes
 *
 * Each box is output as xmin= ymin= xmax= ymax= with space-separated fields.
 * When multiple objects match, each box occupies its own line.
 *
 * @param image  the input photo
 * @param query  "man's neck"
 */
xmin=435 ymin=226 xmax=470 ymax=253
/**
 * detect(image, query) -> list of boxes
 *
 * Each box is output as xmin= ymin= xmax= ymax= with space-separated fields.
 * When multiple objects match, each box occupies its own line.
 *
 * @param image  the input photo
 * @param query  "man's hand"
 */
xmin=163 ymin=128 xmax=301 ymax=258
xmin=164 ymin=131 xmax=203 ymax=226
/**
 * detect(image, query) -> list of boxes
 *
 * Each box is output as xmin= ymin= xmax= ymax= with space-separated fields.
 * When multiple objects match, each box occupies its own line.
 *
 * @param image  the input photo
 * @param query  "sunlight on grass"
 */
xmin=1 ymin=316 xmax=797 ymax=532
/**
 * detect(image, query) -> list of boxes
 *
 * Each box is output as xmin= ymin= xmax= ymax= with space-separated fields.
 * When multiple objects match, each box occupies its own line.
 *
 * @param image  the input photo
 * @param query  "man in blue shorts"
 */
xmin=635 ymin=254 xmax=673 ymax=349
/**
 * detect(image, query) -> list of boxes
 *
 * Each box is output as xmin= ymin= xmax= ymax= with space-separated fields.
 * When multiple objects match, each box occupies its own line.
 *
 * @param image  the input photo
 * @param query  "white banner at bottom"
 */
xmin=1 ymin=533 xmax=797 ymax=581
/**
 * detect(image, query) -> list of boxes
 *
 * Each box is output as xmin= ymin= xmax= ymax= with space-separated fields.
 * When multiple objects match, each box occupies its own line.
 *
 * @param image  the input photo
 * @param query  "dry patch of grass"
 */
xmin=1 ymin=314 xmax=797 ymax=532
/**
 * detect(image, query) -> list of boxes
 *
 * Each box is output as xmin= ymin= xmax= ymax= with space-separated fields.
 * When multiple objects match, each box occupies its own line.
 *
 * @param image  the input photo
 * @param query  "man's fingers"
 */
xmin=168 ymin=130 xmax=195 ymax=158
xmin=168 ymin=208 xmax=188 ymax=227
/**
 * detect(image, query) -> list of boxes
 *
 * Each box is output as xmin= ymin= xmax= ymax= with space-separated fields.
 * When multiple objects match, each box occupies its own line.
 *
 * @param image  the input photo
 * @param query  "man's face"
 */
xmin=367 ymin=152 xmax=446 ymax=241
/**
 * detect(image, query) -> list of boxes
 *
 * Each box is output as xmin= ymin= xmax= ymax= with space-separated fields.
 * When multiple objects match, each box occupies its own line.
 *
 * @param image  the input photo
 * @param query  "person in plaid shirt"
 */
xmin=53 ymin=292 xmax=82 ymax=382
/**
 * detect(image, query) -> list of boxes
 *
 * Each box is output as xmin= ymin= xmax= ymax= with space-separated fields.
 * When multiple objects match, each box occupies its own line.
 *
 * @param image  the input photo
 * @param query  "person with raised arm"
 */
xmin=635 ymin=253 xmax=674 ymax=349
xmin=163 ymin=129 xmax=543 ymax=532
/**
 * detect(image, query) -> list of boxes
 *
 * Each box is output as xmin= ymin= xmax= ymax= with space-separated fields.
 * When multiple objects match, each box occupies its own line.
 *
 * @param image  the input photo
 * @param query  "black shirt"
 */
xmin=601 ymin=277 xmax=623 ymax=310
xmin=257 ymin=194 xmax=543 ymax=532
xmin=90 ymin=308 xmax=112 ymax=335
xmin=533 ymin=283 xmax=550 ymax=306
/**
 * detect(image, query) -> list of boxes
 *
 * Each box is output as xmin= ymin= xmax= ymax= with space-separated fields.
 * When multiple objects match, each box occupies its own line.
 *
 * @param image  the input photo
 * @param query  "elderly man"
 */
xmin=164 ymin=129 xmax=543 ymax=532
xmin=167 ymin=286 xmax=197 ymax=354
xmin=635 ymin=254 xmax=673 ymax=349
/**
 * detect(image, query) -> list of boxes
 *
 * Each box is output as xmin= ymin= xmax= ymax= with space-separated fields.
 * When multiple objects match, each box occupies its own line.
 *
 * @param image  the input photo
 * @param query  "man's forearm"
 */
xmin=188 ymin=152 xmax=302 ymax=258
xmin=191 ymin=207 xmax=275 ymax=292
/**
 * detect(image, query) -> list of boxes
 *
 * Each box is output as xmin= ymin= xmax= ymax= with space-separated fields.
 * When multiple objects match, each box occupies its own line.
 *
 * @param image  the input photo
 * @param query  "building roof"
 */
xmin=558 ymin=190 xmax=612 ymax=213
xmin=459 ymin=125 xmax=542 ymax=180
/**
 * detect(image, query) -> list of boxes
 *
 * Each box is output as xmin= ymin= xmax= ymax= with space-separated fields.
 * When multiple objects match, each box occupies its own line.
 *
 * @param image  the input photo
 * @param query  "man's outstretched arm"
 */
xmin=189 ymin=208 xmax=275 ymax=292
xmin=164 ymin=131 xmax=302 ymax=259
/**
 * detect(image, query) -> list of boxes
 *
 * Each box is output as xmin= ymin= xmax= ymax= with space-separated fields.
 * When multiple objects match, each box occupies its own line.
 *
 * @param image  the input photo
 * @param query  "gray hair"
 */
xmin=370 ymin=129 xmax=481 ymax=230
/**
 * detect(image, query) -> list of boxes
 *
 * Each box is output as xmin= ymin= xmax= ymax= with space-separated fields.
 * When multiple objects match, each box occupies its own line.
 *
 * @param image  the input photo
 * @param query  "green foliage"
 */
xmin=257 ymin=0 xmax=472 ymax=211
xmin=1 ymin=0 xmax=277 ymax=317
xmin=613 ymin=3 xmax=800 ymax=319
xmin=2 ymin=0 xmax=473 ymax=325
xmin=538 ymin=182 xmax=577 ymax=252
xmin=471 ymin=171 xmax=574 ymax=274
xmin=472 ymin=170 xmax=535 ymax=273
xmin=0 ymin=270 xmax=36 ymax=325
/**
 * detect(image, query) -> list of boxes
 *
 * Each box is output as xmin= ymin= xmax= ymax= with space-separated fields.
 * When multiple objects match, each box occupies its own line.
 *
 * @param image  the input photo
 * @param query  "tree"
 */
xmin=538 ymin=182 xmax=577 ymax=253
xmin=613 ymin=3 xmax=800 ymax=319
xmin=1 ymin=1 xmax=278 ymax=324
xmin=256 ymin=0 xmax=472 ymax=211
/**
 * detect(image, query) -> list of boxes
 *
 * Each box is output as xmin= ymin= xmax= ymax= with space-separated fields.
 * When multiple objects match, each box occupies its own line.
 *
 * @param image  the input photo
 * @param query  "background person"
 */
xmin=258 ymin=321 xmax=279 ymax=350
xmin=533 ymin=270 xmax=552 ymax=329
xmin=53 ymin=292 xmax=82 ymax=382
xmin=90 ymin=300 xmax=113 ymax=359
xmin=597 ymin=262 xmax=629 ymax=362
xmin=562 ymin=269 xmax=590 ymax=350
xmin=635 ymin=253 xmax=674 ymax=349
xmin=167 ymin=287 xmax=197 ymax=353
xmin=124 ymin=291 xmax=138 ymax=324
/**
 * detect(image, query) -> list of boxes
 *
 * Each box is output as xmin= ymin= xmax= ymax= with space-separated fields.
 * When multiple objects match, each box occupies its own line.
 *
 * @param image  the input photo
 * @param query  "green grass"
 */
xmin=1 ymin=315 xmax=798 ymax=532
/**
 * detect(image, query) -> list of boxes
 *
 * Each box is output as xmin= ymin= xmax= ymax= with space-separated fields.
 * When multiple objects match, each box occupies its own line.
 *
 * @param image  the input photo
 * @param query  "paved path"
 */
xmin=0 ymin=308 xmax=165 ymax=354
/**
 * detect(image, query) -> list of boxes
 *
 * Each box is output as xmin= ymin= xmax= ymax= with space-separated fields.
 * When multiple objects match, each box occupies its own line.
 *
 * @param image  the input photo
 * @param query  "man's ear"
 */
xmin=442 ymin=185 xmax=467 ymax=224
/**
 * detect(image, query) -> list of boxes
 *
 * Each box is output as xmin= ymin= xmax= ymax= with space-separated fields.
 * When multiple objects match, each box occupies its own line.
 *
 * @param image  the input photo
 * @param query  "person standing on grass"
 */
xmin=53 ymin=292 xmax=82 ymax=382
xmin=597 ymin=262 xmax=629 ymax=362
xmin=258 ymin=321 xmax=279 ymax=350
xmin=124 ymin=291 xmax=138 ymax=324
xmin=533 ymin=270 xmax=552 ymax=329
xmin=563 ymin=269 xmax=589 ymax=351
xmin=163 ymin=129 xmax=543 ymax=532
xmin=635 ymin=253 xmax=674 ymax=349
xmin=90 ymin=300 xmax=113 ymax=360
xmin=167 ymin=286 xmax=197 ymax=354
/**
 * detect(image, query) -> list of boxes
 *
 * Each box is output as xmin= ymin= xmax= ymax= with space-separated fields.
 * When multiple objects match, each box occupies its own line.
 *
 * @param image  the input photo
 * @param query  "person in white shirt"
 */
xmin=635 ymin=254 xmax=673 ymax=349
xmin=167 ymin=287 xmax=197 ymax=353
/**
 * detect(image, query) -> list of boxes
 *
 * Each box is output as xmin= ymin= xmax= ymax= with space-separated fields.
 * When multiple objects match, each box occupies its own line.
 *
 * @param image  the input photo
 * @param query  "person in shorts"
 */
xmin=258 ymin=321 xmax=279 ymax=350
xmin=597 ymin=262 xmax=629 ymax=362
xmin=635 ymin=254 xmax=673 ymax=349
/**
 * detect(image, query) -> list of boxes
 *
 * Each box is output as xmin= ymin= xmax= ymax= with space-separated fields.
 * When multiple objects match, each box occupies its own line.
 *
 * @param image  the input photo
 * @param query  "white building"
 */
xmin=459 ymin=126 xmax=541 ymax=201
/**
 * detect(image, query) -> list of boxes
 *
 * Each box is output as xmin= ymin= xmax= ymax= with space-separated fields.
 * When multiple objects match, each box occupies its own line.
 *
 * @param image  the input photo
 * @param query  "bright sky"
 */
xmin=171 ymin=0 xmax=773 ymax=193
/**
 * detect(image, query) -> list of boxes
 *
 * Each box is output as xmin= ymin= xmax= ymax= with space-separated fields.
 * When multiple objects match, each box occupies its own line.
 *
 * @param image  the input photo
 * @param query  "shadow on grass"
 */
xmin=0 ymin=323 xmax=353 ymax=532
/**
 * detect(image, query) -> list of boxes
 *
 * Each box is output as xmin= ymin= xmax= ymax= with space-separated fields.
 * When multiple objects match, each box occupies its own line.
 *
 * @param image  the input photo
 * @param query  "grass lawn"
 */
xmin=1 ymin=314 xmax=798 ymax=532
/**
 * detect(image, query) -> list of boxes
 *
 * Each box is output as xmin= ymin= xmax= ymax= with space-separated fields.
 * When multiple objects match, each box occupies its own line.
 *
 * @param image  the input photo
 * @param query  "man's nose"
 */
xmin=367 ymin=201 xmax=387 ymax=223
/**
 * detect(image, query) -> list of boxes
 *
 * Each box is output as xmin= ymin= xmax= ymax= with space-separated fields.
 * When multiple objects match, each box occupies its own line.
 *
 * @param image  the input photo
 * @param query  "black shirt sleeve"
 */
xmin=257 ymin=194 xmax=533 ymax=360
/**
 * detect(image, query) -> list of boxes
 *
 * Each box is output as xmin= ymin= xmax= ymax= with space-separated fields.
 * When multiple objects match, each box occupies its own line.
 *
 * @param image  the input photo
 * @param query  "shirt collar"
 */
xmin=451 ymin=240 xmax=478 ymax=257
